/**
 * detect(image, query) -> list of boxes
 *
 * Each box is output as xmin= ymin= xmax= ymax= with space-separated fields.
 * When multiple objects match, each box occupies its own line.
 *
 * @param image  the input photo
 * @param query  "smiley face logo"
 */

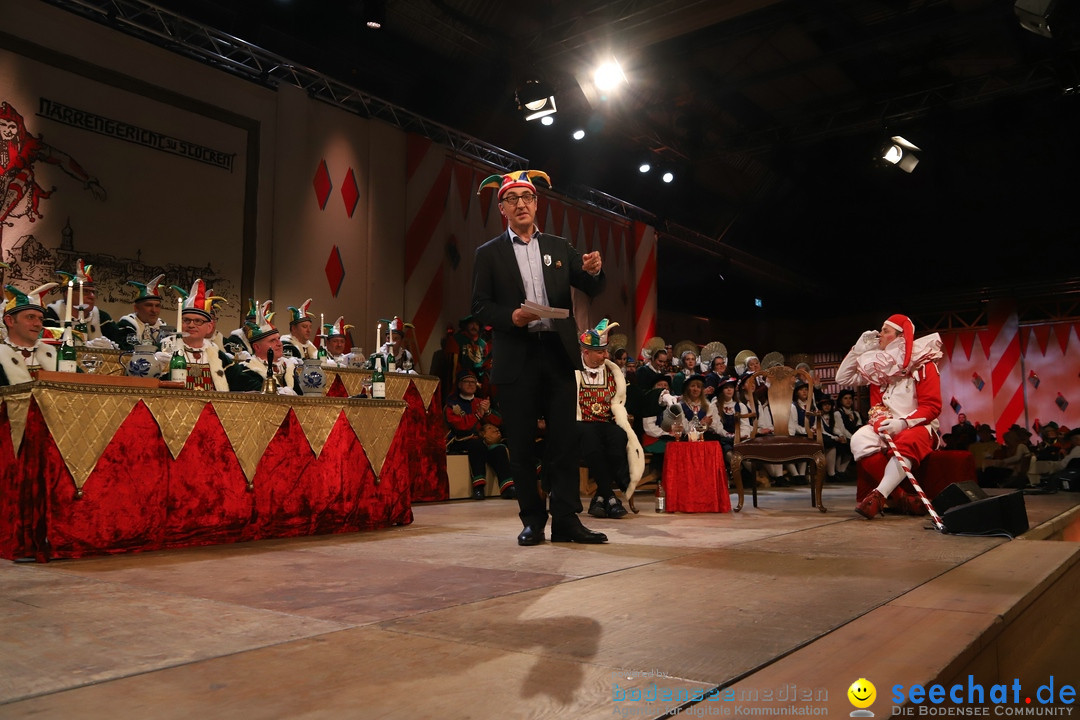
xmin=847 ymin=678 xmax=876 ymax=709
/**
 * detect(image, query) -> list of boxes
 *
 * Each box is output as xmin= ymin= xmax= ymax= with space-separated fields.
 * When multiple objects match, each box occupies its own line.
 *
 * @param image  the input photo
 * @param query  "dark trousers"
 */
xmin=579 ymin=421 xmax=630 ymax=497
xmin=497 ymin=332 xmax=581 ymax=530
xmin=449 ymin=437 xmax=513 ymax=489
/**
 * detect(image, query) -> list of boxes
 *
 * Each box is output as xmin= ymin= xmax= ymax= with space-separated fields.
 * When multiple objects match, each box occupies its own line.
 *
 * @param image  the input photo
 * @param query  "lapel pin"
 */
xmin=555 ymin=260 xmax=562 ymax=268
xmin=543 ymin=254 xmax=552 ymax=267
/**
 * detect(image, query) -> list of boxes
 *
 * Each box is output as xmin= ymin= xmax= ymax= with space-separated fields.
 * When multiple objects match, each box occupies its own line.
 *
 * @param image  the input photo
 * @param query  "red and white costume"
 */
xmin=836 ymin=314 xmax=943 ymax=499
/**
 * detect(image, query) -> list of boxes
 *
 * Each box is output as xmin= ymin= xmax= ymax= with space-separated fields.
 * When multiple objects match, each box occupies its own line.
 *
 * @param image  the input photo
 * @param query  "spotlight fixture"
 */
xmin=880 ymin=136 xmax=921 ymax=173
xmin=662 ymin=171 xmax=674 ymax=183
xmin=572 ymin=129 xmax=586 ymax=140
xmin=593 ymin=59 xmax=627 ymax=92
xmin=364 ymin=0 xmax=386 ymax=29
xmin=638 ymin=163 xmax=651 ymax=173
xmin=516 ymin=80 xmax=557 ymax=121
xmin=540 ymin=116 xmax=554 ymax=126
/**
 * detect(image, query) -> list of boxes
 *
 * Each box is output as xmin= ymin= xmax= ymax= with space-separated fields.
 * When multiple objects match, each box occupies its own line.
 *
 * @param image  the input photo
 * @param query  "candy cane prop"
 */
xmin=879 ymin=429 xmax=947 ymax=533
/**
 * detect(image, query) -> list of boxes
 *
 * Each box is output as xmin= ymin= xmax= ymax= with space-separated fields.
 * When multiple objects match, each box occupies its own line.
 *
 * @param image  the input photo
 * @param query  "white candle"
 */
xmin=176 ymin=293 xmax=183 ymax=335
xmin=64 ymin=281 xmax=73 ymax=325
xmin=78 ymin=280 xmax=85 ymax=323
xmin=376 ymin=322 xmax=381 ymax=351
xmin=320 ymin=313 xmax=325 ymax=341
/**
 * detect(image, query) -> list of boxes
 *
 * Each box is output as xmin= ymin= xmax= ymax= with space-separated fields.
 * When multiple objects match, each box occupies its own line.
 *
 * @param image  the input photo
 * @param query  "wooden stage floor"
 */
xmin=2 ymin=482 xmax=1078 ymax=719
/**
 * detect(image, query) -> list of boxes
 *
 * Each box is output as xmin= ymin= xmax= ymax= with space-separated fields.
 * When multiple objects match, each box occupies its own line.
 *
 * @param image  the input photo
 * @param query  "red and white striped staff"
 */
xmin=878 ymin=429 xmax=948 ymax=533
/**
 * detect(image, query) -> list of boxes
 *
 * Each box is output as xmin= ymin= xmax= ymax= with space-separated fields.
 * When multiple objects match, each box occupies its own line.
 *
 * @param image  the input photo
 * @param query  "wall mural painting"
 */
xmin=0 ymin=97 xmax=240 ymax=323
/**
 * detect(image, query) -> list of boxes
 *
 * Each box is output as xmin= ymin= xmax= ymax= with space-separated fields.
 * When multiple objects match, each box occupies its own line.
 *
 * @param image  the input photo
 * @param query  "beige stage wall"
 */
xmin=2 ymin=1 xmax=645 ymax=371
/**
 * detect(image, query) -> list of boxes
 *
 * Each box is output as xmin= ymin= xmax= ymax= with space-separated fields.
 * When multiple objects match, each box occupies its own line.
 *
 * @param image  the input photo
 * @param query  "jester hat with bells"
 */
xmin=4 ymin=283 xmax=58 ymax=317
xmin=128 ymin=273 xmax=165 ymax=304
xmin=325 ymin=316 xmax=353 ymax=338
xmin=476 ymin=169 xmax=551 ymax=200
xmin=243 ymin=299 xmax=273 ymax=323
xmin=287 ymin=299 xmax=315 ymax=327
xmin=579 ymin=319 xmax=619 ymax=349
xmin=243 ymin=302 xmax=279 ymax=344
xmin=178 ymin=279 xmax=225 ymax=322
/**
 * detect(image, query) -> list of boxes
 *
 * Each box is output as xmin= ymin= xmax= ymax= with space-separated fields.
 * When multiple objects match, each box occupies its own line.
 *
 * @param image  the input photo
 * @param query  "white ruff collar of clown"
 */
xmin=856 ymin=333 xmax=943 ymax=385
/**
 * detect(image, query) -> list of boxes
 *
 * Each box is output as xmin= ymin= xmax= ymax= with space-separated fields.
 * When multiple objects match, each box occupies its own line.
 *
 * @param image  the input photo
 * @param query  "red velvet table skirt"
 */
xmin=0 ymin=386 xmax=416 ymax=562
xmin=661 ymin=440 xmax=732 ymax=513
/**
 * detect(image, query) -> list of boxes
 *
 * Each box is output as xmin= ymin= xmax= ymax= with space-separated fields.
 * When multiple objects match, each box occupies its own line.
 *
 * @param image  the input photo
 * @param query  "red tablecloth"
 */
xmin=661 ymin=440 xmax=732 ymax=513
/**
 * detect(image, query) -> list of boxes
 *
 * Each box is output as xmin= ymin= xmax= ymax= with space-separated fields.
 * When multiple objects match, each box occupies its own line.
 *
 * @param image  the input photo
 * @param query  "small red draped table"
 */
xmin=661 ymin=440 xmax=732 ymax=513
xmin=0 ymin=375 xmax=422 ymax=562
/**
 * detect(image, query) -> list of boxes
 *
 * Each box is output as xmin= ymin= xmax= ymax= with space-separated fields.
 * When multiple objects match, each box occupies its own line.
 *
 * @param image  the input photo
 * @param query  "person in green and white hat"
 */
xmin=281 ymin=298 xmax=318 ymax=360
xmin=1 ymin=282 xmax=59 ymax=385
xmin=45 ymin=259 xmax=117 ymax=346
xmin=111 ymin=273 xmax=167 ymax=350
xmin=156 ymin=279 xmax=231 ymax=391
xmin=225 ymin=302 xmax=302 ymax=394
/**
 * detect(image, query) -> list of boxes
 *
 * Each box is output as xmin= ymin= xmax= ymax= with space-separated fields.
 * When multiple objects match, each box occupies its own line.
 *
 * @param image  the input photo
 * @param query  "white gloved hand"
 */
xmin=234 ymin=350 xmax=252 ymax=362
xmin=153 ymin=351 xmax=172 ymax=366
xmin=853 ymin=329 xmax=880 ymax=354
xmin=878 ymin=417 xmax=908 ymax=436
xmin=276 ymin=386 xmax=297 ymax=396
xmin=84 ymin=336 xmax=118 ymax=349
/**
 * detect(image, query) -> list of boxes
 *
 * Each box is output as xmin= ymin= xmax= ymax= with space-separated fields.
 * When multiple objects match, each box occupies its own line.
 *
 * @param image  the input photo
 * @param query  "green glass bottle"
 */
xmin=169 ymin=347 xmax=188 ymax=385
xmin=57 ymin=326 xmax=78 ymax=373
xmin=371 ymin=355 xmax=386 ymax=399
xmin=316 ymin=342 xmax=328 ymax=361
xmin=386 ymin=348 xmax=397 ymax=373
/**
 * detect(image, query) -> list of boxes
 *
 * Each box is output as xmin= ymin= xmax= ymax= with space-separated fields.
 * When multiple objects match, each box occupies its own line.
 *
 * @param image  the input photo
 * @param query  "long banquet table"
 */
xmin=0 ymin=376 xmax=421 ymax=561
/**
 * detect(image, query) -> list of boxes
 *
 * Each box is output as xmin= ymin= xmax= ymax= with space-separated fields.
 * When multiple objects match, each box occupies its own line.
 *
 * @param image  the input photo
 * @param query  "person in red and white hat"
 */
xmin=156 ymin=279 xmax=231 ymax=391
xmin=836 ymin=314 xmax=944 ymax=519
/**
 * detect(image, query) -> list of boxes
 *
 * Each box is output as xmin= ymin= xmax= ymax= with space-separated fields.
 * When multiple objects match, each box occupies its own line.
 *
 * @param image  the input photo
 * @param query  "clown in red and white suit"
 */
xmin=835 ymin=314 xmax=943 ymax=519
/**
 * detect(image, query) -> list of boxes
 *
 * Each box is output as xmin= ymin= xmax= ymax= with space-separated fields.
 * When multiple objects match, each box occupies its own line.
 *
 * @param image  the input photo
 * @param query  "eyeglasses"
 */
xmin=182 ymin=317 xmax=209 ymax=326
xmin=501 ymin=193 xmax=536 ymax=206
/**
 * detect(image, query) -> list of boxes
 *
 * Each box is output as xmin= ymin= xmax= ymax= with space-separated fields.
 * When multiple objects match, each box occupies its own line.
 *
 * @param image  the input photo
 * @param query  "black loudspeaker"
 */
xmin=938 ymin=488 xmax=1029 ymax=536
xmin=1015 ymin=0 xmax=1060 ymax=38
xmin=932 ymin=481 xmax=987 ymax=515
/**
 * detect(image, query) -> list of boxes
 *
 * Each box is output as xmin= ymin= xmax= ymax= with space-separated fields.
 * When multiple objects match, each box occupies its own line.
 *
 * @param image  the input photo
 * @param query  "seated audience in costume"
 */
xmin=323 ymin=316 xmax=353 ymax=365
xmin=225 ymin=304 xmax=302 ymax=394
xmin=1 ymin=283 xmax=59 ymax=384
xmin=222 ymin=299 xmax=269 ymax=359
xmin=280 ymin=299 xmax=319 ymax=360
xmin=679 ymin=374 xmax=719 ymax=439
xmin=575 ymin=320 xmax=643 ymax=519
xmin=670 ymin=349 xmax=699 ymax=396
xmin=833 ymin=389 xmax=863 ymax=477
xmin=979 ymin=425 xmax=1032 ymax=488
xmin=45 ymin=260 xmax=116 ymax=346
xmin=155 ymin=279 xmax=231 ymax=391
xmin=634 ymin=347 xmax=669 ymax=390
xmin=378 ymin=317 xmax=418 ymax=372
xmin=444 ymin=370 xmax=514 ymax=500
xmin=641 ymin=375 xmax=680 ymax=474
xmin=110 ymin=274 xmax=168 ymax=350
xmin=703 ymin=355 xmax=733 ymax=399
xmin=816 ymin=395 xmax=846 ymax=481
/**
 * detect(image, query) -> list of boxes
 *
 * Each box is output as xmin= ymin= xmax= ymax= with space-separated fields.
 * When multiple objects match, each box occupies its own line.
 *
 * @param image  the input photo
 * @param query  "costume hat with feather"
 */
xmin=179 ymin=279 xmax=225 ymax=321
xmin=4 ymin=283 xmax=58 ymax=317
xmin=476 ymin=169 xmax=551 ymax=200
xmin=243 ymin=302 xmax=279 ymax=344
xmin=579 ymin=319 xmax=619 ymax=349
xmin=128 ymin=273 xmax=165 ymax=303
xmin=325 ymin=316 xmax=353 ymax=337
xmin=287 ymin=299 xmax=315 ymax=326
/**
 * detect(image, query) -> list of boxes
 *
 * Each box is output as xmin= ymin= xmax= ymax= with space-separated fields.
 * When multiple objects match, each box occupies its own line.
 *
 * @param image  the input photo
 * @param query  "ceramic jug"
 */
xmin=119 ymin=344 xmax=161 ymax=377
xmin=299 ymin=358 xmax=327 ymax=395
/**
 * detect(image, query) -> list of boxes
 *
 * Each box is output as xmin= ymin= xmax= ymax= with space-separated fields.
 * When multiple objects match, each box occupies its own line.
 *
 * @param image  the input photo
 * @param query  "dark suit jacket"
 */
xmin=472 ymin=230 xmax=606 ymax=385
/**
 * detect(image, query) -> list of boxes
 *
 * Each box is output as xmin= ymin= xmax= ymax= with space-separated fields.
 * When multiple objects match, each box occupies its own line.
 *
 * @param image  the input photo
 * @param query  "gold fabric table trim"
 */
xmin=323 ymin=368 xmax=440 ymax=409
xmin=0 ymin=381 xmax=406 ymax=490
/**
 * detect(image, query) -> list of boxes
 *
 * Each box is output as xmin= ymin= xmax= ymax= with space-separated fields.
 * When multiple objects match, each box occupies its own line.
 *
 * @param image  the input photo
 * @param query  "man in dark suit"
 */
xmin=472 ymin=169 xmax=608 ymax=546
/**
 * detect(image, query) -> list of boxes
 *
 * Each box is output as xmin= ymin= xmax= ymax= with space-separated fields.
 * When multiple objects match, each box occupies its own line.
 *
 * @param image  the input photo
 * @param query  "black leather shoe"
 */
xmin=551 ymin=523 xmax=608 ymax=544
xmin=517 ymin=526 xmax=544 ymax=546
xmin=587 ymin=495 xmax=608 ymax=519
xmin=471 ymin=486 xmax=485 ymax=500
xmin=500 ymin=485 xmax=516 ymax=500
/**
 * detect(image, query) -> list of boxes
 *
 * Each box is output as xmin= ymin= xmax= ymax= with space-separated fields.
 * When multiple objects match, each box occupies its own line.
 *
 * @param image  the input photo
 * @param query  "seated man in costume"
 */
xmin=576 ymin=320 xmax=643 ymax=520
xmin=156 ymin=279 xmax=231 ymax=391
xmin=280 ymin=299 xmax=319 ymax=360
xmin=444 ymin=370 xmax=514 ymax=500
xmin=378 ymin=317 xmax=418 ymax=372
xmin=323 ymin=316 xmax=353 ymax=364
xmin=222 ymin=299 xmax=271 ymax=359
xmin=1 ymin=283 xmax=59 ymax=384
xmin=448 ymin=315 xmax=490 ymax=395
xmin=836 ymin=314 xmax=943 ymax=519
xmin=225 ymin=304 xmax=302 ymax=394
xmin=45 ymin=260 xmax=116 ymax=345
xmin=833 ymin=388 xmax=863 ymax=475
xmin=110 ymin=273 xmax=167 ymax=350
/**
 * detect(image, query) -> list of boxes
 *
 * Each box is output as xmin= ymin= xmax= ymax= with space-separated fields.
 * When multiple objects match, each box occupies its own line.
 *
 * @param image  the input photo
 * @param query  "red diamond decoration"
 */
xmin=341 ymin=167 xmax=360 ymax=218
xmin=313 ymin=159 xmax=332 ymax=210
xmin=325 ymin=245 xmax=345 ymax=297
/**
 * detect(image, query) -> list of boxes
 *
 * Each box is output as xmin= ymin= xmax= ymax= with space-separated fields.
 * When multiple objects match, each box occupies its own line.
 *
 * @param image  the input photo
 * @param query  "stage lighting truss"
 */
xmin=517 ymin=80 xmax=557 ymax=121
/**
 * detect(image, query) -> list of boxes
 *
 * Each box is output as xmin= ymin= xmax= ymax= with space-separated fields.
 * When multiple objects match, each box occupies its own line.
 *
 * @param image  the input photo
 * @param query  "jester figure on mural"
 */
xmin=835 ymin=314 xmax=944 ymax=519
xmin=0 ymin=101 xmax=106 ymax=232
